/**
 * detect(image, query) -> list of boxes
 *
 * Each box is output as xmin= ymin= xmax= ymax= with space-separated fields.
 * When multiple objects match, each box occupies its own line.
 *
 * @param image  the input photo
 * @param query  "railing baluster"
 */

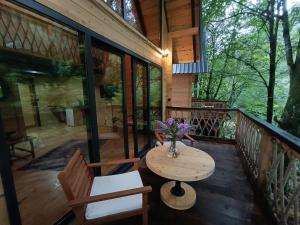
xmin=166 ymin=106 xmax=300 ymax=225
xmin=279 ymin=148 xmax=285 ymax=224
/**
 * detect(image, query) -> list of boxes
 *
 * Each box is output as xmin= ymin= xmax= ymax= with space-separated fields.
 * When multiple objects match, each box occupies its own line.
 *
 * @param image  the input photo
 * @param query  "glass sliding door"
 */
xmin=0 ymin=176 xmax=9 ymax=225
xmin=92 ymin=42 xmax=127 ymax=174
xmin=0 ymin=2 xmax=90 ymax=225
xmin=133 ymin=60 xmax=150 ymax=155
xmin=149 ymin=65 xmax=162 ymax=132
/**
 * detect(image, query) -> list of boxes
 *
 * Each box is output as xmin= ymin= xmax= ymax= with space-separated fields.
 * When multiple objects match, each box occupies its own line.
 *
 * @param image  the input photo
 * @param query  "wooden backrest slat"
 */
xmin=73 ymin=162 xmax=89 ymax=197
xmin=70 ymin=158 xmax=85 ymax=190
xmin=58 ymin=171 xmax=75 ymax=200
xmin=64 ymin=150 xmax=82 ymax=174
xmin=58 ymin=149 xmax=93 ymax=202
xmin=68 ymin=156 xmax=87 ymax=187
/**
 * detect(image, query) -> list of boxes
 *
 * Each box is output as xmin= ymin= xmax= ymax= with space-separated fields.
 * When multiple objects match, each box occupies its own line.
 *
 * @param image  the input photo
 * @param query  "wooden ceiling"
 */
xmin=165 ymin=0 xmax=201 ymax=64
xmin=139 ymin=0 xmax=161 ymax=47
xmin=137 ymin=0 xmax=201 ymax=63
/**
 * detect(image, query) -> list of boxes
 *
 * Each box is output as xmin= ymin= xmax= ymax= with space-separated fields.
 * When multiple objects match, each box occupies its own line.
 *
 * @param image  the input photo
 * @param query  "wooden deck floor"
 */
xmin=93 ymin=141 xmax=273 ymax=225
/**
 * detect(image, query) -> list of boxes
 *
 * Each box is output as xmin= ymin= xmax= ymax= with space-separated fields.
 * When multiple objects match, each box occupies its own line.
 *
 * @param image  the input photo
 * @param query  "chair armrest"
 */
xmin=87 ymin=158 xmax=140 ymax=169
xmin=69 ymin=186 xmax=152 ymax=207
xmin=184 ymin=134 xmax=196 ymax=143
xmin=154 ymin=132 xmax=164 ymax=145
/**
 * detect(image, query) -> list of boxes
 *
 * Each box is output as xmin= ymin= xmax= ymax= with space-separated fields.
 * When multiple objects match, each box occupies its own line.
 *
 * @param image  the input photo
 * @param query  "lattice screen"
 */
xmin=0 ymin=4 xmax=81 ymax=64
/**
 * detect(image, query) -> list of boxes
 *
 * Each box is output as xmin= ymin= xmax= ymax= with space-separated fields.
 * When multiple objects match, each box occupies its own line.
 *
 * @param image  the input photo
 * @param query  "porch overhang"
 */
xmin=172 ymin=62 xmax=208 ymax=74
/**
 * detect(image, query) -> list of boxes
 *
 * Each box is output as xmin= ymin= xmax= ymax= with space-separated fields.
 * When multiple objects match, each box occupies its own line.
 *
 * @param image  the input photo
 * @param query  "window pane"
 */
xmin=92 ymin=46 xmax=126 ymax=174
xmin=103 ymin=0 xmax=123 ymax=16
xmin=124 ymin=0 xmax=143 ymax=33
xmin=135 ymin=62 xmax=149 ymax=152
xmin=0 ymin=176 xmax=9 ymax=225
xmin=0 ymin=2 xmax=89 ymax=225
xmin=149 ymin=66 xmax=162 ymax=131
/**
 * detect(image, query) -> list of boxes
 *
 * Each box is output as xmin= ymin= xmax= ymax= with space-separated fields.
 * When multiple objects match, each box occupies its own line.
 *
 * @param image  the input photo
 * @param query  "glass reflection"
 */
xmin=149 ymin=66 xmax=162 ymax=131
xmin=0 ymin=3 xmax=89 ymax=225
xmin=135 ymin=62 xmax=149 ymax=152
xmin=92 ymin=47 xmax=125 ymax=174
xmin=0 ymin=176 xmax=9 ymax=225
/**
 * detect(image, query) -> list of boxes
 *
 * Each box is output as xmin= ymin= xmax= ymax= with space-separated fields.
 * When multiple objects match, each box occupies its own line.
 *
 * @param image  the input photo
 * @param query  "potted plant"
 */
xmin=156 ymin=118 xmax=191 ymax=158
xmin=112 ymin=116 xmax=120 ymax=132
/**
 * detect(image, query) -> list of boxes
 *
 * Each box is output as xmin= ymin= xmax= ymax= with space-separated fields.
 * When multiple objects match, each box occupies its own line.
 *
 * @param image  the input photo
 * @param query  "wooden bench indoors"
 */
xmin=58 ymin=150 xmax=152 ymax=225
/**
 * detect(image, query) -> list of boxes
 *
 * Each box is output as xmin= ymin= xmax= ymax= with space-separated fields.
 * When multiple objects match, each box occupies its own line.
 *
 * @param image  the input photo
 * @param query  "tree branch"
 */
xmin=232 ymin=0 xmax=268 ymax=18
xmin=228 ymin=54 xmax=269 ymax=88
xmin=280 ymin=0 xmax=294 ymax=68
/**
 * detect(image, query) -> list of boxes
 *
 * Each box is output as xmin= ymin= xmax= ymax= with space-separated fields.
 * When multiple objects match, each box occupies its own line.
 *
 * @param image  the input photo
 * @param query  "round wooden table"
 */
xmin=146 ymin=145 xmax=215 ymax=210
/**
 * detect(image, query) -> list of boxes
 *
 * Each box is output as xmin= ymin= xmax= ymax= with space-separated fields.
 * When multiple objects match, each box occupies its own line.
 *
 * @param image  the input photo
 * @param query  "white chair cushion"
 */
xmin=155 ymin=141 xmax=162 ymax=146
xmin=163 ymin=141 xmax=186 ymax=147
xmin=85 ymin=171 xmax=143 ymax=220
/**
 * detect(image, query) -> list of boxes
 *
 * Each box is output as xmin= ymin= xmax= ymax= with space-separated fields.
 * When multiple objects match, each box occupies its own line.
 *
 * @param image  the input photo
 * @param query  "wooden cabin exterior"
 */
xmin=1 ymin=1 xmax=299 ymax=225
xmin=0 ymin=1 xmax=206 ymax=225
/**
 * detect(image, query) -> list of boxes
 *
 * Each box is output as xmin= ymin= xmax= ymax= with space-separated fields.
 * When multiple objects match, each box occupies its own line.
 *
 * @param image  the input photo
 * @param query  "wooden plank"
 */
xmin=171 ymin=75 xmax=193 ymax=107
xmin=35 ymin=0 xmax=163 ymax=66
xmin=168 ymin=27 xmax=199 ymax=38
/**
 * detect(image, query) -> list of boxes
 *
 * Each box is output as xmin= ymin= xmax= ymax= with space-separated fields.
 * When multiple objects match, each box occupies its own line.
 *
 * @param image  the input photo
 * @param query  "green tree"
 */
xmin=278 ymin=0 xmax=300 ymax=136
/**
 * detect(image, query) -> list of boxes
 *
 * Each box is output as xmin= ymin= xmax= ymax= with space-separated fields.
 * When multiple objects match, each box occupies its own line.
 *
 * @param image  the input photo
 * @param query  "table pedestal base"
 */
xmin=160 ymin=181 xmax=196 ymax=210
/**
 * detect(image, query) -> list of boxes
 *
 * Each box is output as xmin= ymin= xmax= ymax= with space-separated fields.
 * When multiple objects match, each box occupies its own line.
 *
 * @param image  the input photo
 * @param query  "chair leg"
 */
xmin=29 ymin=139 xmax=35 ymax=158
xmin=143 ymin=210 xmax=148 ymax=225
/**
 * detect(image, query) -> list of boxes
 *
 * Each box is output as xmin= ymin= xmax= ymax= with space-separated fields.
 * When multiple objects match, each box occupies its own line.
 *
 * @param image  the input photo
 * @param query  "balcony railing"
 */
xmin=191 ymin=98 xmax=228 ymax=108
xmin=167 ymin=106 xmax=300 ymax=225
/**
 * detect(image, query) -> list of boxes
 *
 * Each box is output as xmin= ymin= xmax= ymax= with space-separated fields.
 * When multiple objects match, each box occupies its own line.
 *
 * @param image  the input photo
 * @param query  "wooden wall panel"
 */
xmin=161 ymin=2 xmax=169 ymax=121
xmin=165 ymin=0 xmax=192 ymax=32
xmin=171 ymin=75 xmax=193 ymax=107
xmin=173 ymin=36 xmax=194 ymax=63
xmin=35 ymin=0 xmax=163 ymax=66
xmin=140 ymin=0 xmax=160 ymax=47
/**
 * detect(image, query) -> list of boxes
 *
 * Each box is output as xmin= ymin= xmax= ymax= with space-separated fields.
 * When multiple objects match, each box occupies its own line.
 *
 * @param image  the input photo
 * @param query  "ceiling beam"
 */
xmin=191 ymin=0 xmax=197 ymax=62
xmin=134 ymin=0 xmax=147 ymax=36
xmin=163 ymin=0 xmax=169 ymax=32
xmin=168 ymin=27 xmax=199 ymax=39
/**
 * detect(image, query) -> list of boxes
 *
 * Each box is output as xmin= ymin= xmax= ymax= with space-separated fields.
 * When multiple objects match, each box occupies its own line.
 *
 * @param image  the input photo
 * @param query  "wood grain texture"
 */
xmin=67 ymin=141 xmax=274 ymax=225
xmin=146 ymin=145 xmax=215 ymax=182
xmin=59 ymin=150 xmax=151 ymax=225
xmin=171 ymin=75 xmax=193 ymax=107
xmin=35 ymin=0 xmax=162 ymax=65
xmin=160 ymin=181 xmax=196 ymax=210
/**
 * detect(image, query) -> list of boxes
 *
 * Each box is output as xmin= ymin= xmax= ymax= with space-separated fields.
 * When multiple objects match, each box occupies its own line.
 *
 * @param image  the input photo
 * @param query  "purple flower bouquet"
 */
xmin=156 ymin=118 xmax=191 ymax=158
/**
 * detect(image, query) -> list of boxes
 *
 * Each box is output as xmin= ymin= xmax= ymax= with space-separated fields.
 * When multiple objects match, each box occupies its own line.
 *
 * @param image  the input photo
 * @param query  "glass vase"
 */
xmin=167 ymin=139 xmax=179 ymax=158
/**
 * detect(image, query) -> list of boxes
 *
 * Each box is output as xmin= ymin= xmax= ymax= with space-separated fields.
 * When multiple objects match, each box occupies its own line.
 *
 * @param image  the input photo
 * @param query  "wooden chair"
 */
xmin=154 ymin=130 xmax=196 ymax=147
xmin=58 ymin=150 xmax=152 ymax=225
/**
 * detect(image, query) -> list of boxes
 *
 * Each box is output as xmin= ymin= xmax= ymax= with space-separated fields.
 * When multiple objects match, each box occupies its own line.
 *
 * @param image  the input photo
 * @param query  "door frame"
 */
xmin=0 ymin=115 xmax=22 ymax=225
xmin=148 ymin=64 xmax=163 ymax=145
xmin=132 ymin=58 xmax=151 ymax=157
xmin=90 ymin=38 xmax=130 ymax=165
xmin=0 ymin=1 xmax=163 ymax=224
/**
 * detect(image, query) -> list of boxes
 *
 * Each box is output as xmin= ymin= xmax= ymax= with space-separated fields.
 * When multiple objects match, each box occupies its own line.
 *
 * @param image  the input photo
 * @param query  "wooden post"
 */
xmin=165 ymin=36 xmax=173 ymax=106
xmin=142 ymin=192 xmax=149 ymax=225
xmin=235 ymin=111 xmax=241 ymax=142
xmin=257 ymin=131 xmax=274 ymax=190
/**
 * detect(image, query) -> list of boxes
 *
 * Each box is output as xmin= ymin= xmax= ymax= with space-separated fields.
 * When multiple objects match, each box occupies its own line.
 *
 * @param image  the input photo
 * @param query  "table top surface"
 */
xmin=146 ymin=145 xmax=215 ymax=182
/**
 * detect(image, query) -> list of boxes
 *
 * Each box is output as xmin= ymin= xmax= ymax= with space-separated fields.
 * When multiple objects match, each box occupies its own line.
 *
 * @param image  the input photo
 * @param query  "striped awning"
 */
xmin=173 ymin=61 xmax=208 ymax=74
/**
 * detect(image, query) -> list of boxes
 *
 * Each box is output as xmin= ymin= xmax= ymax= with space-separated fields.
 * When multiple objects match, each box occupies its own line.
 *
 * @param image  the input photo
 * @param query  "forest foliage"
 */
xmin=194 ymin=0 xmax=300 ymax=124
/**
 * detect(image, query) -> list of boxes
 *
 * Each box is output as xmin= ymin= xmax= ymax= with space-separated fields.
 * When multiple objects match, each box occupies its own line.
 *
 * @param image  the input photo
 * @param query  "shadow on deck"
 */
xmin=75 ymin=141 xmax=274 ymax=225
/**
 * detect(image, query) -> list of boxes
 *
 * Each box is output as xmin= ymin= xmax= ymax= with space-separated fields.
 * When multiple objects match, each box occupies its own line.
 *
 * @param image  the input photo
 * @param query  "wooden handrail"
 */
xmin=237 ymin=109 xmax=300 ymax=154
xmin=69 ymin=186 xmax=152 ymax=206
xmin=166 ymin=106 xmax=300 ymax=224
xmin=87 ymin=158 xmax=140 ymax=170
xmin=166 ymin=106 xmax=300 ymax=154
xmin=191 ymin=99 xmax=229 ymax=103
xmin=167 ymin=106 xmax=235 ymax=112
